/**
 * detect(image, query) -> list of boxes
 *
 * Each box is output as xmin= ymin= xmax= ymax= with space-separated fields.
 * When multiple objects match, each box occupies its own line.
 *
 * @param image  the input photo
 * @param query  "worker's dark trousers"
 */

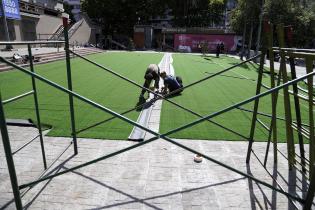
xmin=140 ymin=79 xmax=152 ymax=96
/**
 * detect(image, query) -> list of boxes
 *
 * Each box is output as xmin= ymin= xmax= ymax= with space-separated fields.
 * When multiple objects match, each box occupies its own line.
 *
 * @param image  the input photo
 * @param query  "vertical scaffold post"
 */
xmin=304 ymin=164 xmax=315 ymax=210
xmin=289 ymin=68 xmax=306 ymax=174
xmin=63 ymin=17 xmax=78 ymax=155
xmin=264 ymin=22 xmax=284 ymax=167
xmin=277 ymin=24 xmax=295 ymax=170
xmin=27 ymin=44 xmax=47 ymax=169
xmin=266 ymin=22 xmax=279 ymax=164
xmin=0 ymin=92 xmax=23 ymax=210
xmin=286 ymin=26 xmax=306 ymax=172
xmin=289 ymin=58 xmax=306 ymax=172
xmin=246 ymin=33 xmax=266 ymax=163
xmin=305 ymin=57 xmax=315 ymax=174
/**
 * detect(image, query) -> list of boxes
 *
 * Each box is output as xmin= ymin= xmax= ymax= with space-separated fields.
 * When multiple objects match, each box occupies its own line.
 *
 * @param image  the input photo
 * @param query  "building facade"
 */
xmin=0 ymin=0 xmax=64 ymax=42
xmin=133 ymin=0 xmax=239 ymax=50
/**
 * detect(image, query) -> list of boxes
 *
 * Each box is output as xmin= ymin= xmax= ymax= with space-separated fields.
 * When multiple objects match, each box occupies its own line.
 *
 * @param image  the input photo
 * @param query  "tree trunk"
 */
xmin=240 ymin=21 xmax=247 ymax=60
xmin=255 ymin=0 xmax=264 ymax=62
xmin=247 ymin=21 xmax=254 ymax=59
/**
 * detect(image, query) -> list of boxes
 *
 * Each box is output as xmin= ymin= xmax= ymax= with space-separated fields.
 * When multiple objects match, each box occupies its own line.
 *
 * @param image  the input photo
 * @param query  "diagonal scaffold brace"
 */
xmin=72 ymin=50 xmax=261 ymax=140
xmin=3 ymin=56 xmax=315 ymax=205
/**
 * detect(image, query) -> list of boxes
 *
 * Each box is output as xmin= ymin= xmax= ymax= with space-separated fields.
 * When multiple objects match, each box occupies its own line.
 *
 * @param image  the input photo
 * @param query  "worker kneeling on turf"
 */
xmin=160 ymin=71 xmax=183 ymax=95
xmin=140 ymin=64 xmax=160 ymax=99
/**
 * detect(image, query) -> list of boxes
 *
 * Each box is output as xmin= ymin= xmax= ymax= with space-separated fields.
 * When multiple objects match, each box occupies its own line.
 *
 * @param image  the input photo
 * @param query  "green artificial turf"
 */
xmin=160 ymin=54 xmax=311 ymax=142
xmin=0 ymin=52 xmax=163 ymax=139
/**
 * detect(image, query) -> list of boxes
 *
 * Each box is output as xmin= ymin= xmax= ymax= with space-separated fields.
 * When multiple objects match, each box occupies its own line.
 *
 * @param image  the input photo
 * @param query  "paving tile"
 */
xmin=1 ymin=126 xmax=313 ymax=209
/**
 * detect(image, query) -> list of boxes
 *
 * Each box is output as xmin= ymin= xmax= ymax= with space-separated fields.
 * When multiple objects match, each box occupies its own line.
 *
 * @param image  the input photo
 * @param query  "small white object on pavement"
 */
xmin=194 ymin=154 xmax=203 ymax=163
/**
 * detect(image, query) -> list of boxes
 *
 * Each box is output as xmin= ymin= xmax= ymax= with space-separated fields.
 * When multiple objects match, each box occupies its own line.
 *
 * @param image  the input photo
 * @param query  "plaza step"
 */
xmin=0 ymin=48 xmax=105 ymax=72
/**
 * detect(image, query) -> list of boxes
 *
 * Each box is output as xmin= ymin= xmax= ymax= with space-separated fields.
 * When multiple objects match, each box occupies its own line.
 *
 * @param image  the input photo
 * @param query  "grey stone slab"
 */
xmin=1 ymin=126 xmax=313 ymax=209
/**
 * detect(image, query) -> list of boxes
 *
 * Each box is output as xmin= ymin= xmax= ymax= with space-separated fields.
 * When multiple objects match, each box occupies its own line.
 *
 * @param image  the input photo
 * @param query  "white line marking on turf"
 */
xmin=212 ymin=57 xmax=310 ymax=110
xmin=143 ymin=53 xmax=173 ymax=140
xmin=128 ymin=53 xmax=173 ymax=140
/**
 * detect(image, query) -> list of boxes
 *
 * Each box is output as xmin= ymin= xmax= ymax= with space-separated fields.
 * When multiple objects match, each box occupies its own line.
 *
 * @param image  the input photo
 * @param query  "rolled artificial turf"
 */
xmin=159 ymin=54 xmax=311 ymax=142
xmin=0 ymin=52 xmax=163 ymax=139
xmin=1 ymin=52 xmax=311 ymax=142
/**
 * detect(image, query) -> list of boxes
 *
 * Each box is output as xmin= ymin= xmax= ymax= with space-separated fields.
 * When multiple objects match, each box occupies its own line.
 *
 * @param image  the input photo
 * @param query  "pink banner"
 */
xmin=174 ymin=34 xmax=241 ymax=52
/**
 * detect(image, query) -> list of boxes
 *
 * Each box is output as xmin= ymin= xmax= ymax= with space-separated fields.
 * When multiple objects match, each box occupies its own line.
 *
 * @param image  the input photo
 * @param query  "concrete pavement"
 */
xmin=0 ymin=126 xmax=311 ymax=210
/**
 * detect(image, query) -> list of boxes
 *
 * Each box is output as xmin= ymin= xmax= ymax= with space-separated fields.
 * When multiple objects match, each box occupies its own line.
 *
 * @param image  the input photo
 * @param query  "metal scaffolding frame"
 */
xmin=1 ymin=19 xmax=315 ymax=210
xmin=245 ymin=22 xmax=315 ymax=209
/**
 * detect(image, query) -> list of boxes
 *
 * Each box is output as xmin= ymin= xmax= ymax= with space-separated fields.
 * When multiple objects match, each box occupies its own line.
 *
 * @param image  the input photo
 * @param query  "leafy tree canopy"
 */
xmin=82 ymin=0 xmax=168 ymax=35
xmin=82 ymin=0 xmax=227 ymax=35
xmin=230 ymin=0 xmax=315 ymax=47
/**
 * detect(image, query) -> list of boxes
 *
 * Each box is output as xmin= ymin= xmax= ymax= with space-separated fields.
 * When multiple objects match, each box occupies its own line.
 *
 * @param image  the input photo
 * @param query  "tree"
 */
xmin=82 ymin=0 xmax=228 ymax=36
xmin=208 ymin=0 xmax=227 ymax=26
xmin=264 ymin=0 xmax=315 ymax=47
xmin=230 ymin=0 xmax=261 ymax=59
xmin=169 ymin=0 xmax=226 ymax=27
xmin=230 ymin=0 xmax=261 ymax=34
xmin=82 ymin=0 xmax=168 ymax=35
xmin=231 ymin=0 xmax=315 ymax=48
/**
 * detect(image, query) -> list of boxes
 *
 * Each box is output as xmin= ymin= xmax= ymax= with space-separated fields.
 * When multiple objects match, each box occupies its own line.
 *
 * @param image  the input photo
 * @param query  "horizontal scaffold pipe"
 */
xmin=72 ymin=50 xmax=260 ymax=139
xmin=0 ymin=56 xmax=161 ymax=139
xmin=11 ymin=54 xmax=314 ymax=204
xmin=0 ymin=41 xmax=65 ymax=45
xmin=272 ymin=47 xmax=315 ymax=53
xmin=157 ymin=69 xmax=315 ymax=140
xmin=2 ymin=91 xmax=34 ymax=105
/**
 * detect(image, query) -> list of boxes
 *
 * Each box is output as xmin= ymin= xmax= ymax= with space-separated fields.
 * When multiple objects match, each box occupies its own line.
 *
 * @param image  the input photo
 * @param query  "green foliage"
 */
xmin=209 ymin=0 xmax=227 ymax=25
xmin=170 ymin=0 xmax=227 ymax=27
xmin=230 ymin=0 xmax=261 ymax=34
xmin=230 ymin=0 xmax=315 ymax=47
xmin=82 ymin=0 xmax=168 ymax=35
xmin=264 ymin=0 xmax=315 ymax=46
xmin=82 ymin=0 xmax=227 ymax=34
